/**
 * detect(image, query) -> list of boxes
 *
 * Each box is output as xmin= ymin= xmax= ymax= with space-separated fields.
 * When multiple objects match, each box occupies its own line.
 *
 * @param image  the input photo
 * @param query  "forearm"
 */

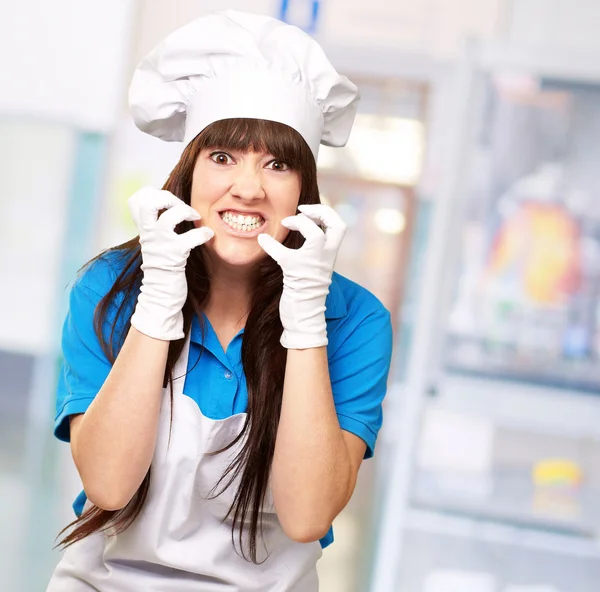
xmin=71 ymin=327 xmax=169 ymax=510
xmin=272 ymin=346 xmax=354 ymax=541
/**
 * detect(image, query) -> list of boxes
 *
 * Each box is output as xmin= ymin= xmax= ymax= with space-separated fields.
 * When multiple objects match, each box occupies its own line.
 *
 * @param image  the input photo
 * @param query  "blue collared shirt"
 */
xmin=55 ymin=250 xmax=393 ymax=548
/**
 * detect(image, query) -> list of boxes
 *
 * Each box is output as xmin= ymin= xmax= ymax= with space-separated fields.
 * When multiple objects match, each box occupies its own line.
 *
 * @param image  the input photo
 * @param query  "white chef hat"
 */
xmin=129 ymin=9 xmax=360 ymax=160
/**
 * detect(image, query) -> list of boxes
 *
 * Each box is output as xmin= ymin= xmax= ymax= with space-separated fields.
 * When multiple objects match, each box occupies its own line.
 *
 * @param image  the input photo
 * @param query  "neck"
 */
xmin=203 ymin=257 xmax=256 ymax=327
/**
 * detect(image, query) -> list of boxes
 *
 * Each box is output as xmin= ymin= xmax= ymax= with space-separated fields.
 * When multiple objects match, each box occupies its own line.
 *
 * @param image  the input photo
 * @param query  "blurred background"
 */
xmin=3 ymin=0 xmax=600 ymax=590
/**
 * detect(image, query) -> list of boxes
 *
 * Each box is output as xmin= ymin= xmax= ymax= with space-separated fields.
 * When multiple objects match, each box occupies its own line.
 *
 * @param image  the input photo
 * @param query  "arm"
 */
xmin=67 ymin=188 xmax=213 ymax=510
xmin=272 ymin=346 xmax=366 ymax=542
xmin=259 ymin=205 xmax=391 ymax=542
xmin=70 ymin=328 xmax=168 ymax=510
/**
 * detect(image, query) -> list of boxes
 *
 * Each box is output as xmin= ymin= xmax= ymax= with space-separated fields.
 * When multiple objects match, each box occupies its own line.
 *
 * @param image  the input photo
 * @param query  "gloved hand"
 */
xmin=257 ymin=204 xmax=346 ymax=349
xmin=128 ymin=188 xmax=214 ymax=341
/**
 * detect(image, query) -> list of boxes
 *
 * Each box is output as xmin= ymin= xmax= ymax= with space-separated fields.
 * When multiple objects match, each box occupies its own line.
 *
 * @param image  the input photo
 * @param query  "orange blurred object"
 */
xmin=485 ymin=203 xmax=582 ymax=305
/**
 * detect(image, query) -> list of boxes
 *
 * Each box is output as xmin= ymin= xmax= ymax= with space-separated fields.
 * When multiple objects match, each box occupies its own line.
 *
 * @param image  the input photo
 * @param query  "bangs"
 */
xmin=197 ymin=118 xmax=311 ymax=169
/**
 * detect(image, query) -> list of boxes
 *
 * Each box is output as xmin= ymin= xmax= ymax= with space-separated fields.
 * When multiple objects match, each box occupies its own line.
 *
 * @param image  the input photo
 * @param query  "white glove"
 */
xmin=257 ymin=204 xmax=346 ymax=349
xmin=128 ymin=188 xmax=214 ymax=341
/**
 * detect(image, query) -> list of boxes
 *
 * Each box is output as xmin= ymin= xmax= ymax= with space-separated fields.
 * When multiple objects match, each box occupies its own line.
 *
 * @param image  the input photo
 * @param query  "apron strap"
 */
xmin=170 ymin=334 xmax=191 ymax=396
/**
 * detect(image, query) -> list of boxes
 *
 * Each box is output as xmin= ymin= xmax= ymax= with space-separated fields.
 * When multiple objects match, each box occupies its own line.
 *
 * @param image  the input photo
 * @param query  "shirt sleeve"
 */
xmin=328 ymin=303 xmax=393 ymax=459
xmin=54 ymin=258 xmax=119 ymax=443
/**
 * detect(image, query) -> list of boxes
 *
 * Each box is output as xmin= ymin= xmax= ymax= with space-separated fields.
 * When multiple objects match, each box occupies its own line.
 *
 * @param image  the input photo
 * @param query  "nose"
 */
xmin=230 ymin=163 xmax=266 ymax=201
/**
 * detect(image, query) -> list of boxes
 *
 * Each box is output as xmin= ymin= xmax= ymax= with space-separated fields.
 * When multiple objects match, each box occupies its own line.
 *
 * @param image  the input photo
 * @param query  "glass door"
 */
xmin=370 ymin=47 xmax=600 ymax=592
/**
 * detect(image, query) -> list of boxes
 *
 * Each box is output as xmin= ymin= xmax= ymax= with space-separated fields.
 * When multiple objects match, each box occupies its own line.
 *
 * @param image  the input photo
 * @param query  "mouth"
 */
xmin=218 ymin=210 xmax=267 ymax=237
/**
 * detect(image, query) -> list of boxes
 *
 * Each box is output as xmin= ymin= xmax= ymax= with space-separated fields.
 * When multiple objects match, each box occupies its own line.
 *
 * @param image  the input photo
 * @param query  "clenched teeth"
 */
xmin=221 ymin=211 xmax=264 ymax=232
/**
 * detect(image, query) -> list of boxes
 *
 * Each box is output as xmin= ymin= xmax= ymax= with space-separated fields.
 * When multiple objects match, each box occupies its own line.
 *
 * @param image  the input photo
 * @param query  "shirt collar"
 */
xmin=190 ymin=273 xmax=347 ymax=345
xmin=190 ymin=313 xmax=214 ymax=347
xmin=325 ymin=273 xmax=347 ymax=320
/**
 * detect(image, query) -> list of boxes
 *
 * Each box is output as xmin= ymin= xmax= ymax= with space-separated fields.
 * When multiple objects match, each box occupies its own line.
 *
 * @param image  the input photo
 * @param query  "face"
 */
xmin=190 ymin=147 xmax=302 ymax=269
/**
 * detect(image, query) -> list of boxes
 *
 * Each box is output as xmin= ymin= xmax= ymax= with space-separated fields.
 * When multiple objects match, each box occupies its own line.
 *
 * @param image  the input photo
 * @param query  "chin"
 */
xmin=208 ymin=241 xmax=267 ymax=268
xmin=221 ymin=254 xmax=266 ymax=268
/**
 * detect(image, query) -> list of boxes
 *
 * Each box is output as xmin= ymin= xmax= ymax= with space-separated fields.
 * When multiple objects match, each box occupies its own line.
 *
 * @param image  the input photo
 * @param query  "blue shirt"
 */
xmin=55 ymin=250 xmax=393 ymax=548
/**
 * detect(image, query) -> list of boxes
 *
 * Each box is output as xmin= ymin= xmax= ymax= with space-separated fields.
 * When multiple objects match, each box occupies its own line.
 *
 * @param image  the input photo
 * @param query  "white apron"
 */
xmin=47 ymin=337 xmax=322 ymax=591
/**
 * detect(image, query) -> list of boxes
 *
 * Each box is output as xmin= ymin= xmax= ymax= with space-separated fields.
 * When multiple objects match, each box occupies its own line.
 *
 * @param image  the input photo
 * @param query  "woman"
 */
xmin=47 ymin=9 xmax=393 ymax=591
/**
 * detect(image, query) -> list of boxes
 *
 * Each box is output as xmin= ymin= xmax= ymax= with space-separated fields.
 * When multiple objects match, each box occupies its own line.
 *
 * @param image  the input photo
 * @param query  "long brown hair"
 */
xmin=56 ymin=118 xmax=320 ymax=563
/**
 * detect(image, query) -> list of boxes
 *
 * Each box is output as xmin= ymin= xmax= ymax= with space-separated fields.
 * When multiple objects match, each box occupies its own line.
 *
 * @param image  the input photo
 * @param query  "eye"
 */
xmin=210 ymin=151 xmax=234 ymax=165
xmin=266 ymin=160 xmax=290 ymax=172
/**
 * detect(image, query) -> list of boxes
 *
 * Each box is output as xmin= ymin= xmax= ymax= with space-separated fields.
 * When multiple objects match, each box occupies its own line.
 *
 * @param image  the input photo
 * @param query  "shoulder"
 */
xmin=66 ymin=248 xmax=138 ymax=334
xmin=333 ymin=272 xmax=388 ymax=309
xmin=327 ymin=272 xmax=390 ymax=323
xmin=326 ymin=273 xmax=392 ymax=353
xmin=73 ymin=248 xmax=135 ymax=299
xmin=325 ymin=274 xmax=394 ymax=458
xmin=62 ymin=248 xmax=138 ymax=359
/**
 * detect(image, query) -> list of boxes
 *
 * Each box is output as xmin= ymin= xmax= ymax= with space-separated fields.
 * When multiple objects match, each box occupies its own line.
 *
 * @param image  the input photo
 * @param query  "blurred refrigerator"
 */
xmin=313 ymin=75 xmax=431 ymax=592
xmin=369 ymin=44 xmax=600 ymax=592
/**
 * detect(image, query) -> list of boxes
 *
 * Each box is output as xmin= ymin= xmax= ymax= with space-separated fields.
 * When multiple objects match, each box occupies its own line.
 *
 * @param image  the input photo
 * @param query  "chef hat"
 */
xmin=129 ymin=9 xmax=360 ymax=159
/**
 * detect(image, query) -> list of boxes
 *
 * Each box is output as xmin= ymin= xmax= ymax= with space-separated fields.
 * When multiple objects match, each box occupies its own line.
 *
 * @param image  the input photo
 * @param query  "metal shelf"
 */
xmin=411 ymin=468 xmax=599 ymax=539
xmin=431 ymin=373 xmax=600 ymax=442
xmin=397 ymin=508 xmax=600 ymax=592
xmin=406 ymin=507 xmax=600 ymax=559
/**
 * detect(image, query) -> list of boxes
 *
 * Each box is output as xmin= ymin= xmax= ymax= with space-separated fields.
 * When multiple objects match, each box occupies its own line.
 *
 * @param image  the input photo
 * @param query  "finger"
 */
xmin=280 ymin=213 xmax=323 ymax=243
xmin=297 ymin=204 xmax=346 ymax=247
xmin=257 ymin=233 xmax=288 ymax=264
xmin=179 ymin=226 xmax=215 ymax=251
xmin=128 ymin=188 xmax=182 ymax=229
xmin=156 ymin=204 xmax=201 ymax=230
